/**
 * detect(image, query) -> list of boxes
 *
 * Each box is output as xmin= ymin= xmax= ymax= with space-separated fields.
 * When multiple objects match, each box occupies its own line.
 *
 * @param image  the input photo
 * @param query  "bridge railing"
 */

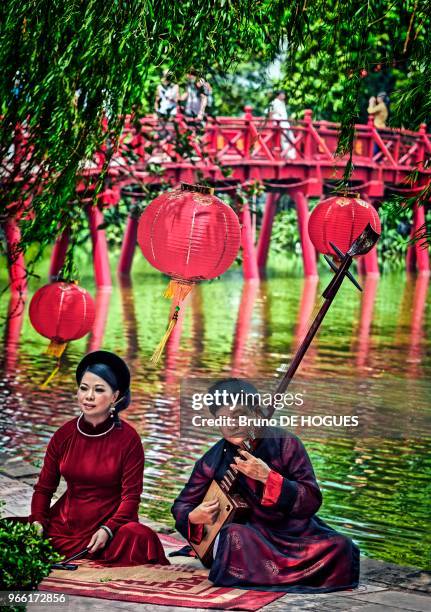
xmin=114 ymin=108 xmax=431 ymax=173
xmin=3 ymin=109 xmax=431 ymax=184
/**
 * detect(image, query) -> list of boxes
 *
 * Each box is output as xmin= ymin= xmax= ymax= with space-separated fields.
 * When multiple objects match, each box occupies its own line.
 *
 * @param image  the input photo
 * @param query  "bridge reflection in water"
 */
xmin=1 ymin=267 xmax=430 ymax=569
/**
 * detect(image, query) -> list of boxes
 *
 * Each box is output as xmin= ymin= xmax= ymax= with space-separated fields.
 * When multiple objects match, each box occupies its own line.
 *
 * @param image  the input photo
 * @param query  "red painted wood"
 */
xmin=363 ymin=247 xmax=380 ymax=275
xmin=4 ymin=219 xmax=27 ymax=294
xmin=290 ymin=191 xmax=318 ymax=277
xmin=87 ymin=205 xmax=112 ymax=287
xmin=413 ymin=202 xmax=430 ymax=274
xmin=7 ymin=109 xmax=431 ymax=288
xmin=49 ymin=229 xmax=70 ymax=279
xmin=360 ymin=196 xmax=380 ymax=276
xmin=406 ymin=242 xmax=417 ymax=273
xmin=256 ymin=192 xmax=280 ymax=276
xmin=4 ymin=291 xmax=27 ymax=375
xmin=118 ymin=215 xmax=138 ymax=276
xmin=238 ymin=199 xmax=259 ymax=280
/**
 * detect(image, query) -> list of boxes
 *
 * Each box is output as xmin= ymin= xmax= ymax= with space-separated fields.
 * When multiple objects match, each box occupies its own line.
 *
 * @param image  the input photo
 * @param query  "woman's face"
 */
xmin=77 ymin=371 xmax=119 ymax=419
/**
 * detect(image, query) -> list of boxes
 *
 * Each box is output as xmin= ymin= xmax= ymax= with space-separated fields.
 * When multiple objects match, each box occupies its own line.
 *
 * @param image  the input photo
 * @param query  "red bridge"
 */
xmin=5 ymin=108 xmax=431 ymax=291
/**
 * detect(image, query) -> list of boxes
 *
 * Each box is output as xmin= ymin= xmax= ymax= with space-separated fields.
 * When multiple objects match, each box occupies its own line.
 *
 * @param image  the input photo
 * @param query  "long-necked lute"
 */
xmin=189 ymin=223 xmax=380 ymax=566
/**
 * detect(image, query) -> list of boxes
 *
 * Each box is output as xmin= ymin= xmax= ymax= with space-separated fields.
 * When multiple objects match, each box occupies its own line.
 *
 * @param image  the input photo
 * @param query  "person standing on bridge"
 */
xmin=268 ymin=90 xmax=296 ymax=159
xmin=154 ymin=70 xmax=179 ymax=118
xmin=367 ymin=91 xmax=389 ymax=128
xmin=368 ymin=92 xmax=390 ymax=157
xmin=181 ymin=71 xmax=210 ymax=123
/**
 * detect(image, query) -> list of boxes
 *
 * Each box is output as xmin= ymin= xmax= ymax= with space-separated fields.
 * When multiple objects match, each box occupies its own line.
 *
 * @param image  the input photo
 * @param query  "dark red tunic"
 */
xmin=28 ymin=415 xmax=168 ymax=567
xmin=172 ymin=430 xmax=359 ymax=591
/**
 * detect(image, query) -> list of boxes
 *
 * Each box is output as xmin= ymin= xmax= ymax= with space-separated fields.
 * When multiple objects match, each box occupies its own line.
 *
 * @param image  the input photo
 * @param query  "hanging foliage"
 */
xmin=0 ymin=1 xmax=289 ymax=266
xmin=1 ymin=0 xmax=430 ymax=277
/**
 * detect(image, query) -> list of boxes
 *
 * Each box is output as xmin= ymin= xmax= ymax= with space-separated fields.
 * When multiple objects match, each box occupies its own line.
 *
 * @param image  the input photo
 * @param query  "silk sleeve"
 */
xmin=104 ymin=435 xmax=144 ymax=534
xmin=260 ymin=436 xmax=322 ymax=518
xmin=171 ymin=457 xmax=212 ymax=544
xmin=28 ymin=431 xmax=62 ymax=530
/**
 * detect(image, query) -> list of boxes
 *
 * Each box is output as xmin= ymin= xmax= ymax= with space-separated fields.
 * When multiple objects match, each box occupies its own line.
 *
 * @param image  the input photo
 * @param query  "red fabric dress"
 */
xmin=28 ymin=415 xmax=168 ymax=567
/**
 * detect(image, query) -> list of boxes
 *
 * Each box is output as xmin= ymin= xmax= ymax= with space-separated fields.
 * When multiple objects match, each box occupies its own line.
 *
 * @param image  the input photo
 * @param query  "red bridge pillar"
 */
xmin=406 ymin=201 xmax=430 ymax=275
xmin=238 ymin=197 xmax=259 ymax=280
xmin=290 ymin=190 xmax=318 ymax=277
xmin=362 ymin=242 xmax=380 ymax=275
xmin=87 ymin=204 xmax=112 ymax=287
xmin=4 ymin=219 xmax=27 ymax=294
xmin=256 ymin=192 xmax=280 ymax=278
xmin=406 ymin=123 xmax=430 ymax=274
xmin=118 ymin=214 xmax=139 ymax=276
xmin=49 ymin=229 xmax=70 ymax=279
xmin=361 ymin=197 xmax=380 ymax=275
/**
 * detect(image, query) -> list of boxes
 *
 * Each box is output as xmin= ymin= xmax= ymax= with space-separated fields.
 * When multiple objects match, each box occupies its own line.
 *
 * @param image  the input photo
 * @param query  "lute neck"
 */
xmin=220 ymin=437 xmax=256 ymax=493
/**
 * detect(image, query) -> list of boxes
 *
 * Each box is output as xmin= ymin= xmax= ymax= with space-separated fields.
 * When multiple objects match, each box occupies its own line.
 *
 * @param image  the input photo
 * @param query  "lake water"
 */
xmin=0 ymin=255 xmax=430 ymax=569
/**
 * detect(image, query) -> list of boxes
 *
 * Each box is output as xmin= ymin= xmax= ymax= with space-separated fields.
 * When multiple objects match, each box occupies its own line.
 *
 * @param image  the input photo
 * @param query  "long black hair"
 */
xmin=77 ymin=363 xmax=131 ymax=427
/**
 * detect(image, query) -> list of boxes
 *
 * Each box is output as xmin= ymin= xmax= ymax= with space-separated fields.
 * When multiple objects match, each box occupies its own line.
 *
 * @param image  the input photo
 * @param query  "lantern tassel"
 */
xmin=40 ymin=341 xmax=67 ymax=388
xmin=163 ymin=279 xmax=193 ymax=303
xmin=40 ymin=363 xmax=61 ymax=389
xmin=46 ymin=340 xmax=68 ymax=358
xmin=151 ymin=306 xmax=180 ymax=364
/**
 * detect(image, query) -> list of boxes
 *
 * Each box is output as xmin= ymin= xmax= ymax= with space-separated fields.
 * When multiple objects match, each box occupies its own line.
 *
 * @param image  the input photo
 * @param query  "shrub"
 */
xmin=0 ymin=518 xmax=61 ymax=592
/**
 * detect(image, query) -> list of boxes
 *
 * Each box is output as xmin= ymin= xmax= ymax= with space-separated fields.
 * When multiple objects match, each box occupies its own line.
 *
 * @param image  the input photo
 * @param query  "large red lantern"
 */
xmin=308 ymin=193 xmax=381 ymax=257
xmin=138 ymin=183 xmax=241 ymax=362
xmin=29 ymin=281 xmax=96 ymax=359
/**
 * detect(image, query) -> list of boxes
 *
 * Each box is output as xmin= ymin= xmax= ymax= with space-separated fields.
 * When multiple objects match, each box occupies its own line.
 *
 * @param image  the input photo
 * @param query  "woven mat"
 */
xmin=39 ymin=533 xmax=284 ymax=610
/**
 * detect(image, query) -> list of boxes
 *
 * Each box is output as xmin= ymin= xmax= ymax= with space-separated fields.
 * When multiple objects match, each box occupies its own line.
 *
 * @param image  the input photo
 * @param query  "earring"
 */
xmin=110 ymin=403 xmax=115 ymax=418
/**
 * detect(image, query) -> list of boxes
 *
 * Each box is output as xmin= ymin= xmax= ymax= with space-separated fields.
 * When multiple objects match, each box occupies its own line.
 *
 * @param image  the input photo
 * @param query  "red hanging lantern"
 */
xmin=137 ymin=183 xmax=241 ymax=362
xmin=29 ymin=281 xmax=96 ymax=358
xmin=308 ymin=194 xmax=381 ymax=257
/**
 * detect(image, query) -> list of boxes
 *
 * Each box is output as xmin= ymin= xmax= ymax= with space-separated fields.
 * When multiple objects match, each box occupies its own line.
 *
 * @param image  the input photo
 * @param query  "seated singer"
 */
xmin=28 ymin=350 xmax=168 ymax=567
xmin=172 ymin=378 xmax=359 ymax=591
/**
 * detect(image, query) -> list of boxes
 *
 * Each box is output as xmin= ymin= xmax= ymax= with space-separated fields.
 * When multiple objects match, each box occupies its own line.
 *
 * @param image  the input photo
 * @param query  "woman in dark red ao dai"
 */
xmin=172 ymin=378 xmax=359 ymax=592
xmin=28 ymin=350 xmax=168 ymax=567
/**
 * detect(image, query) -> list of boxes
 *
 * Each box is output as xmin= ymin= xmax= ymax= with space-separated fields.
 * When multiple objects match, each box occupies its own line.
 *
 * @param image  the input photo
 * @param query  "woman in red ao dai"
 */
xmin=29 ymin=350 xmax=168 ymax=567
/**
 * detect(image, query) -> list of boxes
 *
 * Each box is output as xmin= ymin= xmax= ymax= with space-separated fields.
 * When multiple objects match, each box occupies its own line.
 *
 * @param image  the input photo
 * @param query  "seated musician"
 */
xmin=171 ymin=378 xmax=360 ymax=591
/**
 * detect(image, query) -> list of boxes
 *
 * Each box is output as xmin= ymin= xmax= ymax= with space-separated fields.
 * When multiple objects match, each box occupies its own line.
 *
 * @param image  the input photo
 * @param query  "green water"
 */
xmin=0 ymin=252 xmax=430 ymax=570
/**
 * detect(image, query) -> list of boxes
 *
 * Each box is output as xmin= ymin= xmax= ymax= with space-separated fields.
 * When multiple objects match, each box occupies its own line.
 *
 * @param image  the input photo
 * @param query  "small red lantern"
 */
xmin=29 ymin=281 xmax=96 ymax=358
xmin=138 ymin=183 xmax=241 ymax=362
xmin=308 ymin=194 xmax=381 ymax=257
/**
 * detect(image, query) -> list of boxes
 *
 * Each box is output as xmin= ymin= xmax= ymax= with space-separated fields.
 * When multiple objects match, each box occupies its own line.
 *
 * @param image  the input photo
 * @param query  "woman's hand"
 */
xmin=87 ymin=528 xmax=110 ymax=553
xmin=32 ymin=521 xmax=44 ymax=537
xmin=231 ymin=449 xmax=271 ymax=484
xmin=188 ymin=500 xmax=220 ymax=525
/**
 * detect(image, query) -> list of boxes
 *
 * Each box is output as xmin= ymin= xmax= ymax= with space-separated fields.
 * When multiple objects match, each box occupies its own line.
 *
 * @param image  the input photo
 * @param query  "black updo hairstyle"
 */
xmin=77 ymin=363 xmax=131 ymax=427
xmin=206 ymin=378 xmax=260 ymax=417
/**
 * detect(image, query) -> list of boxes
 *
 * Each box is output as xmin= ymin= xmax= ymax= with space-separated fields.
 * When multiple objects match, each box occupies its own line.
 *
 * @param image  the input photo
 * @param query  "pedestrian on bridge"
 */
xmin=368 ymin=92 xmax=390 ymax=157
xmin=181 ymin=71 xmax=211 ymax=123
xmin=367 ymin=91 xmax=389 ymax=128
xmin=154 ymin=70 xmax=179 ymax=118
xmin=268 ymin=90 xmax=296 ymax=159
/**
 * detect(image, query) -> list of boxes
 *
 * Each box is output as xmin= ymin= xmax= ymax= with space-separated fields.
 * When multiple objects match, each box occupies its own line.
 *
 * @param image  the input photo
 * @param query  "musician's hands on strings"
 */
xmin=189 ymin=499 xmax=221 ymax=525
xmin=231 ymin=449 xmax=271 ymax=484
xmin=87 ymin=527 xmax=110 ymax=553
